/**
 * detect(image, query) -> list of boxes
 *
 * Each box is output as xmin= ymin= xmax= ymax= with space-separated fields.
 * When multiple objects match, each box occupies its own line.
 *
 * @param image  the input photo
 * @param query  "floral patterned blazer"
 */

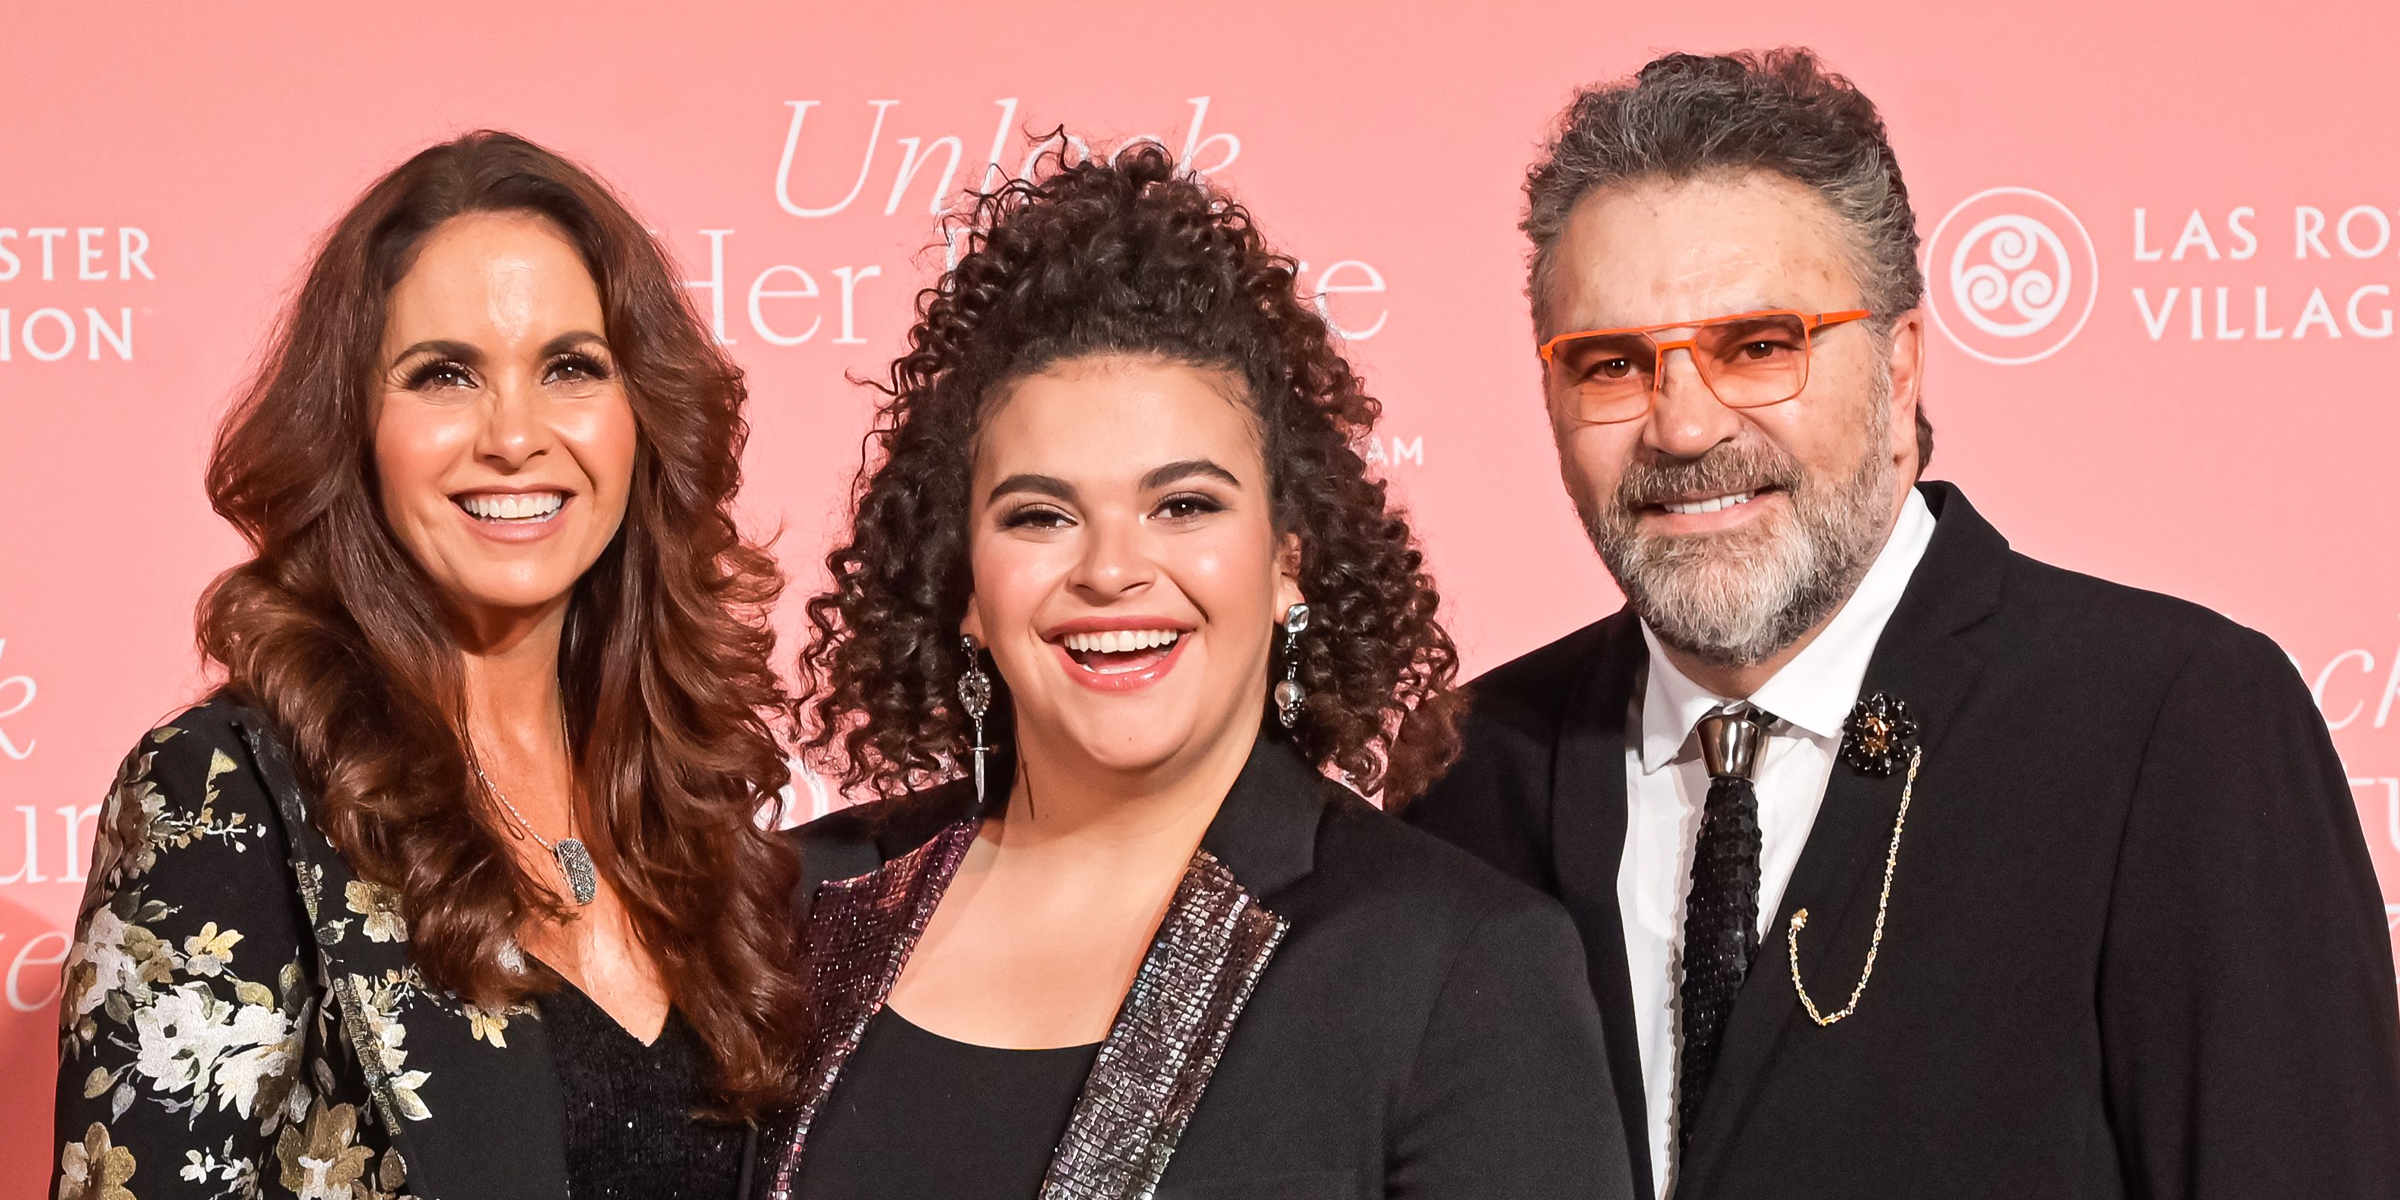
xmin=53 ymin=696 xmax=577 ymax=1200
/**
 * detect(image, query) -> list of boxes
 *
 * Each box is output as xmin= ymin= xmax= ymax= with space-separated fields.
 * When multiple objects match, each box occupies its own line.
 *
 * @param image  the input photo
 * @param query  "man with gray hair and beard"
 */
xmin=1406 ymin=48 xmax=2400 ymax=1200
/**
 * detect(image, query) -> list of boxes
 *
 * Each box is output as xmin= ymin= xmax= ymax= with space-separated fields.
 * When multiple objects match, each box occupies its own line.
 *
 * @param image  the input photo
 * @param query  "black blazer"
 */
xmin=763 ymin=733 xmax=1636 ymax=1200
xmin=1405 ymin=482 xmax=2400 ymax=1200
xmin=52 ymin=698 xmax=595 ymax=1200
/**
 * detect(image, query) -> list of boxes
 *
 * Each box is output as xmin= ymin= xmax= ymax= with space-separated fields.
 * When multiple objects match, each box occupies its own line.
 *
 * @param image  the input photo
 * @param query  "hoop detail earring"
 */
xmin=1273 ymin=604 xmax=1311 ymax=730
xmin=957 ymin=635 xmax=995 ymax=807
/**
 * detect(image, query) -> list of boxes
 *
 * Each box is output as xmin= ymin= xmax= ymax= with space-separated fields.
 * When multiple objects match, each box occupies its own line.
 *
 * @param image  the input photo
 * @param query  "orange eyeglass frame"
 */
xmin=1538 ymin=307 xmax=1873 ymax=420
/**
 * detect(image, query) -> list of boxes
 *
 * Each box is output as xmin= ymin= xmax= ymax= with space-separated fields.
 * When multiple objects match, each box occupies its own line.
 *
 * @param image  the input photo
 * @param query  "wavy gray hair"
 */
xmin=1523 ymin=47 xmax=1932 ymax=467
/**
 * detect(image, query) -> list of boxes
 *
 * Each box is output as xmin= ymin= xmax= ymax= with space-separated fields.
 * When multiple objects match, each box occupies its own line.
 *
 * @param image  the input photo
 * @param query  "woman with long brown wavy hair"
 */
xmin=764 ymin=143 xmax=1632 ymax=1200
xmin=51 ymin=131 xmax=803 ymax=1200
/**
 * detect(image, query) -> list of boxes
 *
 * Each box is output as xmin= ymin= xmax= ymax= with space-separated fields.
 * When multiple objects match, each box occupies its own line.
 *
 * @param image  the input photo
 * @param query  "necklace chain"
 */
xmin=471 ymin=715 xmax=576 ymax=851
xmin=471 ymin=719 xmax=599 ymax=906
xmin=474 ymin=762 xmax=567 ymax=851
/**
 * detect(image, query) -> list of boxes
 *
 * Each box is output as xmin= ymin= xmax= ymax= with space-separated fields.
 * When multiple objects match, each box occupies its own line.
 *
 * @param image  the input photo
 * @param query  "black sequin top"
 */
xmin=792 ymin=1007 xmax=1102 ymax=1199
xmin=544 ymin=982 xmax=744 ymax=1200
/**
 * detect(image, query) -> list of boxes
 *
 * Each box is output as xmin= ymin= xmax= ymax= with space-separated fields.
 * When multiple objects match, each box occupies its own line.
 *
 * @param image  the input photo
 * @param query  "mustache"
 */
xmin=1611 ymin=442 xmax=1806 ymax=513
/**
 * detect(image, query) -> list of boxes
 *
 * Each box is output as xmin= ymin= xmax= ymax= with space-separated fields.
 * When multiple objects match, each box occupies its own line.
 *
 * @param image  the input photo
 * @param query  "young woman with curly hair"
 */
xmin=52 ymin=133 xmax=804 ymax=1200
xmin=768 ymin=144 xmax=1633 ymax=1200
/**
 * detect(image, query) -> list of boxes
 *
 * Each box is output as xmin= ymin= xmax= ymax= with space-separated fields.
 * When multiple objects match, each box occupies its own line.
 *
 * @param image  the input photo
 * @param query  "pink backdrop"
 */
xmin=6 ymin=1 xmax=2397 ymax=1184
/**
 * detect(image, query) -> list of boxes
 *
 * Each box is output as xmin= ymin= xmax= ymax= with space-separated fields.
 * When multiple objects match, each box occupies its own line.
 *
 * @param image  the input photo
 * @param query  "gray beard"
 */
xmin=1580 ymin=394 xmax=1898 ymax=670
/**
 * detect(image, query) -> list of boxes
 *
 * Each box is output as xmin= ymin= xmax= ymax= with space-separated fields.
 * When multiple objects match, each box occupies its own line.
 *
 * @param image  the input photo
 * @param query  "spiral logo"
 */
xmin=1925 ymin=188 xmax=2097 ymax=365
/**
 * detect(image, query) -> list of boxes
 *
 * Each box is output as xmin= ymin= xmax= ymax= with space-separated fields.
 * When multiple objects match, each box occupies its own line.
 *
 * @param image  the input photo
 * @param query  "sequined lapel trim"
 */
xmin=1040 ymin=848 xmax=1288 ymax=1200
xmin=765 ymin=818 xmax=977 ymax=1199
xmin=765 ymin=827 xmax=1289 ymax=1200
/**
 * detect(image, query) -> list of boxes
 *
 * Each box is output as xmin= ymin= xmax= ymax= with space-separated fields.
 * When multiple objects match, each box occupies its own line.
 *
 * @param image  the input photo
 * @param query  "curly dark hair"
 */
xmin=797 ymin=142 xmax=1462 ymax=804
xmin=200 ymin=131 xmax=804 ymax=1115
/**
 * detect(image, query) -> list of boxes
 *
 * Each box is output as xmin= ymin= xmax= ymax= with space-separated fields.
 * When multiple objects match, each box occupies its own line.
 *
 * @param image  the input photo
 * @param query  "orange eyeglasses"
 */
xmin=1538 ymin=308 xmax=1872 ymax=425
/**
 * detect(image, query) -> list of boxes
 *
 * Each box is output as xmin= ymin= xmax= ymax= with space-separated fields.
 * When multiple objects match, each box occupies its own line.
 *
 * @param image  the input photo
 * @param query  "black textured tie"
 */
xmin=1676 ymin=706 xmax=1771 ymax=1155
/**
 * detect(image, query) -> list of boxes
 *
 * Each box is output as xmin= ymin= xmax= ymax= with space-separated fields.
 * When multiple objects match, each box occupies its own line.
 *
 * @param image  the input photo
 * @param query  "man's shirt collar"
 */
xmin=1638 ymin=487 xmax=1938 ymax=771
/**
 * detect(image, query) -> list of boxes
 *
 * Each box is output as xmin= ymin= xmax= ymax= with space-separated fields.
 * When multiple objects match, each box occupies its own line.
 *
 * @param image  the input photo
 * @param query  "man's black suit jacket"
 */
xmin=1405 ymin=481 xmax=2400 ymax=1200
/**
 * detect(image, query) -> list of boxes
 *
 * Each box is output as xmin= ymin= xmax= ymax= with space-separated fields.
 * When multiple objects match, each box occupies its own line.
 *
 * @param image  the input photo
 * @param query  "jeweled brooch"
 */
xmin=1841 ymin=692 xmax=1918 ymax=777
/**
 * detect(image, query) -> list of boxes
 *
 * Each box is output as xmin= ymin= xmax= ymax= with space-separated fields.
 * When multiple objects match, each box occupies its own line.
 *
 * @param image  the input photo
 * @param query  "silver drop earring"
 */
xmin=1273 ymin=603 xmax=1311 ymax=730
xmin=957 ymin=635 xmax=995 ymax=807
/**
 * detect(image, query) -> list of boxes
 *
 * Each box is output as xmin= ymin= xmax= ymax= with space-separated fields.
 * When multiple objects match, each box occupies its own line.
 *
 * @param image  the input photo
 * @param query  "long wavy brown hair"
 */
xmin=200 ymin=131 xmax=804 ymax=1114
xmin=798 ymin=143 xmax=1463 ymax=804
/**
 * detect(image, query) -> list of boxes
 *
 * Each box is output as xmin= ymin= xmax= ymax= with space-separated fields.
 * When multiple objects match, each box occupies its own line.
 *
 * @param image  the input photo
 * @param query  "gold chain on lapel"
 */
xmin=1787 ymin=745 xmax=1922 ymax=1027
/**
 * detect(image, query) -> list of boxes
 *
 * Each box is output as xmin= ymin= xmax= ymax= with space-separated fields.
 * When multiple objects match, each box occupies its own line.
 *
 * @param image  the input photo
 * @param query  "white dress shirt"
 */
xmin=1621 ymin=488 xmax=1936 ymax=1198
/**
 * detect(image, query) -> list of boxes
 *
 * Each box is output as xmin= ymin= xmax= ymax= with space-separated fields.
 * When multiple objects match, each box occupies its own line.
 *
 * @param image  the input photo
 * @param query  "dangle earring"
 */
xmin=1273 ymin=603 xmax=1311 ymax=730
xmin=957 ymin=636 xmax=995 ymax=807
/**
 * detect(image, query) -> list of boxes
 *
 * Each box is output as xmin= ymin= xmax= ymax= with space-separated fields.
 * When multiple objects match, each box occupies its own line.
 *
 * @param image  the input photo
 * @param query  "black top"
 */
xmin=544 ymin=981 xmax=743 ymax=1200
xmin=794 ymin=1009 xmax=1101 ymax=1199
xmin=1404 ymin=482 xmax=2400 ymax=1200
xmin=782 ymin=734 xmax=1637 ymax=1199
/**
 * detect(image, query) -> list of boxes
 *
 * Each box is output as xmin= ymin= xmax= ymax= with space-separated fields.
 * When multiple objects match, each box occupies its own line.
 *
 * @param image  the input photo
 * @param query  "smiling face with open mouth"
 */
xmin=372 ymin=211 xmax=637 ymax=634
xmin=962 ymin=354 xmax=1303 ymax=782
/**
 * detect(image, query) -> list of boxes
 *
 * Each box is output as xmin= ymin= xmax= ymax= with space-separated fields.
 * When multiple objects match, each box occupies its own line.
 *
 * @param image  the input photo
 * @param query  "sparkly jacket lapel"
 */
xmin=1049 ymin=737 xmax=1313 ymax=1197
xmin=766 ymin=735 xmax=1316 ymax=1200
xmin=1041 ymin=845 xmax=1289 ymax=1198
xmin=765 ymin=817 xmax=977 ymax=1198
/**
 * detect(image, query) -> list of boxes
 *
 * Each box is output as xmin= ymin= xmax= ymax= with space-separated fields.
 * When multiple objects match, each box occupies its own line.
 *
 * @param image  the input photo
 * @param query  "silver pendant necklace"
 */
xmin=474 ymin=747 xmax=598 ymax=906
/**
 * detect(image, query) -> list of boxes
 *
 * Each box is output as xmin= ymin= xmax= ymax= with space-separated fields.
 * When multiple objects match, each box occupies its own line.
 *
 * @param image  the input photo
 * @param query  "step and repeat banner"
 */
xmin=4 ymin=0 xmax=2396 ymax=1183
